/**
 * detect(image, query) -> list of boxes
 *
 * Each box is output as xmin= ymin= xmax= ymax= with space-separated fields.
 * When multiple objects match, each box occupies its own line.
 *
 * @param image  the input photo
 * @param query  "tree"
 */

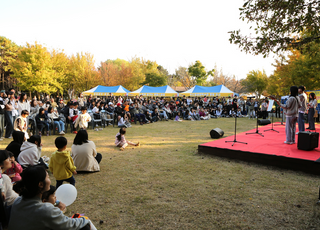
xmin=143 ymin=72 xmax=167 ymax=86
xmin=0 ymin=36 xmax=19 ymax=89
xmin=188 ymin=60 xmax=214 ymax=85
xmin=229 ymin=0 xmax=320 ymax=57
xmin=9 ymin=42 xmax=64 ymax=96
xmin=241 ymin=70 xmax=268 ymax=98
xmin=268 ymin=43 xmax=320 ymax=96
xmin=174 ymin=66 xmax=193 ymax=88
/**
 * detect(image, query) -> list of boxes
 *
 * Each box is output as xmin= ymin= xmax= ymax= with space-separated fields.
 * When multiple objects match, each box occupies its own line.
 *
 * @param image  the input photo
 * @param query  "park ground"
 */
xmin=2 ymin=118 xmax=320 ymax=229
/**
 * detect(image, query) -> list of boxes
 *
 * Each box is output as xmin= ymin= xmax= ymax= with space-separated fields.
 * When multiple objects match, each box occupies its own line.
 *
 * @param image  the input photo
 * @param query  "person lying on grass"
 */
xmin=115 ymin=127 xmax=139 ymax=151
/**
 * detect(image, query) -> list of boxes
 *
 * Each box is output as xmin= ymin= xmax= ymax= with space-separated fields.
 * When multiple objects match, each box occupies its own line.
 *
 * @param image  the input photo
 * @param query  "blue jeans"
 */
xmin=56 ymin=175 xmax=76 ymax=188
xmin=298 ymin=112 xmax=305 ymax=132
xmin=4 ymin=111 xmax=13 ymax=138
xmin=54 ymin=120 xmax=65 ymax=133
xmin=0 ymin=114 xmax=4 ymax=138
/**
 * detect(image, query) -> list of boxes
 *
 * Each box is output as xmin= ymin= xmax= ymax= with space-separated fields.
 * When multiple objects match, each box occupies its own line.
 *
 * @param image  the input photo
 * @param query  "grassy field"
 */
xmin=3 ymin=117 xmax=320 ymax=229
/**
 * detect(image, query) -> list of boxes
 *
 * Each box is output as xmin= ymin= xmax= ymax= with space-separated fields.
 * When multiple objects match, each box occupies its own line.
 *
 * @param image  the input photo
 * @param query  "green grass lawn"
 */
xmin=2 ymin=118 xmax=320 ymax=229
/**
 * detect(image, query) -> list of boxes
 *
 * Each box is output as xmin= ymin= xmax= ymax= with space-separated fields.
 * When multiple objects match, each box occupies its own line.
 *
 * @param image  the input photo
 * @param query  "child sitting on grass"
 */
xmin=74 ymin=106 xmax=92 ymax=130
xmin=42 ymin=185 xmax=66 ymax=213
xmin=4 ymin=151 xmax=23 ymax=183
xmin=174 ymin=112 xmax=183 ymax=122
xmin=49 ymin=137 xmax=77 ymax=188
xmin=115 ymin=127 xmax=139 ymax=151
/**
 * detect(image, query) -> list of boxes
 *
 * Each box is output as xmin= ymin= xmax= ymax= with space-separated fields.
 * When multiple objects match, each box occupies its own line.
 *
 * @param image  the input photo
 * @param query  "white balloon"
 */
xmin=55 ymin=184 xmax=77 ymax=206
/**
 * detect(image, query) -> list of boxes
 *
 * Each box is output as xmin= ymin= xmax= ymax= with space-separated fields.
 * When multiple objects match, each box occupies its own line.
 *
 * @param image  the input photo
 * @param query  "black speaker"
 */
xmin=258 ymin=119 xmax=271 ymax=125
xmin=298 ymin=131 xmax=319 ymax=150
xmin=210 ymin=128 xmax=224 ymax=139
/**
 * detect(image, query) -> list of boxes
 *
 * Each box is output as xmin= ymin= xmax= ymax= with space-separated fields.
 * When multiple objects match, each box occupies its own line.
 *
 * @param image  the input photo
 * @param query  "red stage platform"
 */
xmin=198 ymin=122 xmax=320 ymax=174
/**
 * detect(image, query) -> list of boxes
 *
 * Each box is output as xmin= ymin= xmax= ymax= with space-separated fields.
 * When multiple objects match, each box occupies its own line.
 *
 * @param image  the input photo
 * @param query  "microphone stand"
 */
xmin=226 ymin=115 xmax=247 ymax=146
xmin=264 ymin=110 xmax=279 ymax=133
xmin=246 ymin=112 xmax=264 ymax=137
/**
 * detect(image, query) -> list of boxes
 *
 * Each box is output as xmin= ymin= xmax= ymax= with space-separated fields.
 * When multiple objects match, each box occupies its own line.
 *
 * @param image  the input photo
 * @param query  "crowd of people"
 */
xmin=0 ymin=89 xmax=277 ymax=140
xmin=0 ymin=87 xmax=318 ymax=229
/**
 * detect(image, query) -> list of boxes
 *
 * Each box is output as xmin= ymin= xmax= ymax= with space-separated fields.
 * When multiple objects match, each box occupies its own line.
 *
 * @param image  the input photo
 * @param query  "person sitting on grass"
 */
xmin=4 ymin=151 xmax=23 ymax=183
xmin=6 ymin=130 xmax=25 ymax=159
xmin=18 ymin=135 xmax=47 ymax=169
xmin=49 ymin=137 xmax=77 ymax=188
xmin=152 ymin=108 xmax=161 ymax=122
xmin=115 ymin=127 xmax=139 ymax=151
xmin=9 ymin=166 xmax=91 ymax=230
xmin=74 ymin=106 xmax=92 ymax=130
xmin=71 ymin=130 xmax=102 ymax=172
xmin=174 ymin=112 xmax=183 ymax=122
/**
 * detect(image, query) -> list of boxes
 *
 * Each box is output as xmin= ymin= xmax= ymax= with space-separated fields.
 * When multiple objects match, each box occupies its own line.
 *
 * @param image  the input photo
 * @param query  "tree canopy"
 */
xmin=229 ymin=0 xmax=320 ymax=57
xmin=241 ymin=70 xmax=268 ymax=98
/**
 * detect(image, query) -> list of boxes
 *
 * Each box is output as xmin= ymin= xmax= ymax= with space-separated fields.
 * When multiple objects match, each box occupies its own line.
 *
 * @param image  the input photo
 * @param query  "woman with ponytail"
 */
xmin=8 ymin=166 xmax=91 ymax=230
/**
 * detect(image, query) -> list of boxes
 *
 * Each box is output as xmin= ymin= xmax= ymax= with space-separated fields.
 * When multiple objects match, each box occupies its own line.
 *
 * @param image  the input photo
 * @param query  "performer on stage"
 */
xmin=297 ymin=85 xmax=307 ymax=133
xmin=281 ymin=86 xmax=302 ymax=144
xmin=273 ymin=86 xmax=301 ymax=144
xmin=307 ymin=92 xmax=317 ymax=130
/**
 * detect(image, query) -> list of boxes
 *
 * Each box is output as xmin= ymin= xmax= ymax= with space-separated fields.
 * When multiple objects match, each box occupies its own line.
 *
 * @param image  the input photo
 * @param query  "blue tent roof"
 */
xmin=83 ymin=85 xmax=130 ymax=96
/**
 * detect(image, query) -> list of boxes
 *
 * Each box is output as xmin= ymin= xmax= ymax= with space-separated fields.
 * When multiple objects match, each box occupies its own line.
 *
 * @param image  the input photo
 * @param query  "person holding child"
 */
xmin=115 ymin=127 xmax=139 ymax=151
xmin=8 ymin=165 xmax=91 ymax=230
xmin=49 ymin=137 xmax=77 ymax=188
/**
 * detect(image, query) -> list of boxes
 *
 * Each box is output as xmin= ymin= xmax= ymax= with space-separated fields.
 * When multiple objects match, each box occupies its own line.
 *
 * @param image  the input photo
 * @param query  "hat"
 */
xmin=117 ymin=103 xmax=121 ymax=106
xmin=0 ymin=90 xmax=5 ymax=93
xmin=108 ymin=102 xmax=113 ymax=105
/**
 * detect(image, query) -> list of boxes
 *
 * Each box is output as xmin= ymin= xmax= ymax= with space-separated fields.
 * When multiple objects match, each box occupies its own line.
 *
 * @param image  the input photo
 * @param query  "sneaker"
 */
xmin=59 ymin=131 xmax=65 ymax=135
xmin=94 ymin=128 xmax=99 ymax=131
xmin=73 ymin=131 xmax=78 ymax=134
xmin=284 ymin=141 xmax=293 ymax=145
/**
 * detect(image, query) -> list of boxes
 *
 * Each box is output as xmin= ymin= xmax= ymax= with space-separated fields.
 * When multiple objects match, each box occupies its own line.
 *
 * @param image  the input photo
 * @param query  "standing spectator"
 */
xmin=17 ymin=93 xmax=30 ymax=116
xmin=0 ymin=91 xmax=5 ymax=141
xmin=49 ymin=137 xmax=77 ymax=188
xmin=4 ymin=92 xmax=14 ymax=139
xmin=260 ymin=99 xmax=268 ymax=119
xmin=297 ymin=85 xmax=307 ymax=133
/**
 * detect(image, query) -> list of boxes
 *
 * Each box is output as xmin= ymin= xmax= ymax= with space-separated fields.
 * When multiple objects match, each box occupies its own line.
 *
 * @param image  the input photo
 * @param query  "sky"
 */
xmin=1 ymin=0 xmax=276 ymax=80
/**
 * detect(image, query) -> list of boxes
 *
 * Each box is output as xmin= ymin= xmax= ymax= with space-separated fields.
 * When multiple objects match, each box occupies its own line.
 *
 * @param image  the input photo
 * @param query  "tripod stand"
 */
xmin=246 ymin=114 xmax=264 ymax=137
xmin=226 ymin=115 xmax=247 ymax=146
xmin=264 ymin=111 xmax=279 ymax=133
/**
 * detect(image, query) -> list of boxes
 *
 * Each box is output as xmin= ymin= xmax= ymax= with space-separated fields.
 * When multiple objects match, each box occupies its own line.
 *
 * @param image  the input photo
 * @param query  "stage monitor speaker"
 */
xmin=298 ymin=131 xmax=319 ymax=151
xmin=258 ymin=119 xmax=271 ymax=126
xmin=210 ymin=128 xmax=224 ymax=139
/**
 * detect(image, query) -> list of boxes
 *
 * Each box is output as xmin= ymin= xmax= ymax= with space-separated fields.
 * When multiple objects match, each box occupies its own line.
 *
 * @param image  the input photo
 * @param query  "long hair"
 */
xmin=48 ymin=106 xmax=53 ymax=114
xmin=73 ymin=129 xmax=89 ymax=145
xmin=309 ymin=93 xmax=316 ymax=102
xmin=117 ymin=127 xmax=126 ymax=141
xmin=13 ymin=166 xmax=47 ymax=199
xmin=19 ymin=93 xmax=27 ymax=103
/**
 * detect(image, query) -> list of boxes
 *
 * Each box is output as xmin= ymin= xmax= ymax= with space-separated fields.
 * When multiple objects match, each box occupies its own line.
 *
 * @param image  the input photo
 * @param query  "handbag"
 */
xmin=314 ymin=109 xmax=318 ymax=118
